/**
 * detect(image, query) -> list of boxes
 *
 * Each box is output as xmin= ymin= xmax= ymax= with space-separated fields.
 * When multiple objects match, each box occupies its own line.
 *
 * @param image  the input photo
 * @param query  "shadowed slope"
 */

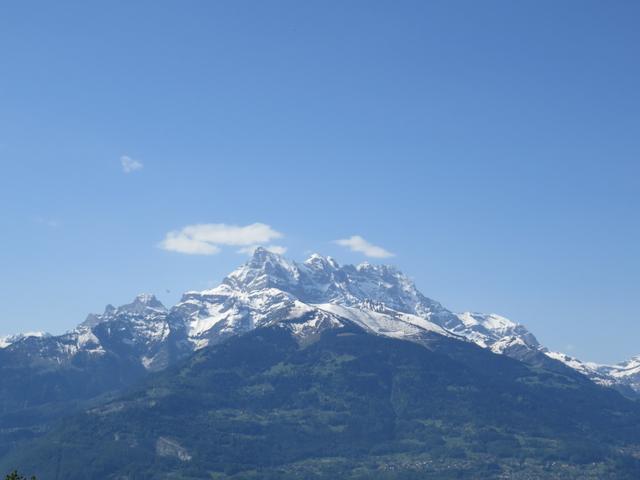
xmin=6 ymin=324 xmax=640 ymax=479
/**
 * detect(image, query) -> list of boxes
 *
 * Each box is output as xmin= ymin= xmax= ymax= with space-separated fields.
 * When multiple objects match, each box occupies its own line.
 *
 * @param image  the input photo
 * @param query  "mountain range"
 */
xmin=2 ymin=248 xmax=637 ymax=395
xmin=1 ymin=248 xmax=640 ymax=478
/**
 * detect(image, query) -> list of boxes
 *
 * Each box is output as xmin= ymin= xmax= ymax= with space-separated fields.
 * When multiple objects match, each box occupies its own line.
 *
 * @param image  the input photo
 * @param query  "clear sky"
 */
xmin=0 ymin=1 xmax=638 ymax=364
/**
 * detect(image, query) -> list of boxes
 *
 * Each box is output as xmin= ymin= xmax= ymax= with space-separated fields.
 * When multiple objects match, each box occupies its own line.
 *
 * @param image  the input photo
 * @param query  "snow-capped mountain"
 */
xmin=82 ymin=292 xmax=167 ymax=328
xmin=544 ymin=351 xmax=640 ymax=393
xmin=176 ymin=248 xmax=460 ymax=349
xmin=187 ymin=248 xmax=544 ymax=354
xmin=598 ymin=356 xmax=640 ymax=391
xmin=78 ymin=293 xmax=183 ymax=367
xmin=1 ymin=293 xmax=189 ymax=374
xmin=2 ymin=248 xmax=637 ymax=394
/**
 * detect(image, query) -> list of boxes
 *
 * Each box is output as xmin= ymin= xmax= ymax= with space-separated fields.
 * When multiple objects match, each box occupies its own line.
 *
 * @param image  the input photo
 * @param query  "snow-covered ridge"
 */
xmin=0 ymin=331 xmax=50 ymax=349
xmin=547 ymin=354 xmax=640 ymax=392
xmin=3 ymin=293 xmax=177 ymax=371
xmin=83 ymin=293 xmax=167 ymax=328
xmin=4 ymin=248 xmax=639 ymax=393
xmin=452 ymin=312 xmax=539 ymax=350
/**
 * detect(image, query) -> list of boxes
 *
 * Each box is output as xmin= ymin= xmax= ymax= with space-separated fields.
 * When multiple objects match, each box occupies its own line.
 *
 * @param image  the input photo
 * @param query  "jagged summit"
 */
xmin=120 ymin=293 xmax=167 ymax=313
xmin=83 ymin=293 xmax=167 ymax=328
xmin=222 ymin=247 xmax=301 ymax=292
xmin=175 ymin=249 xmax=532 ymax=355
xmin=218 ymin=248 xmax=442 ymax=313
xmin=304 ymin=252 xmax=340 ymax=270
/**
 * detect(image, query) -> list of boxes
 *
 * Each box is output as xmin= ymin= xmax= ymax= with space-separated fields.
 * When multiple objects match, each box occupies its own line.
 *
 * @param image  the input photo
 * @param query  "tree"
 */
xmin=4 ymin=471 xmax=36 ymax=480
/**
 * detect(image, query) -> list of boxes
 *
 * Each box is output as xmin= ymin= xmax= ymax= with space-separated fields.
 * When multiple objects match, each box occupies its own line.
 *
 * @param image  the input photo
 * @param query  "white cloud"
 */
xmin=159 ymin=223 xmax=283 ymax=256
xmin=237 ymin=244 xmax=288 ymax=255
xmin=160 ymin=233 xmax=221 ymax=255
xmin=120 ymin=155 xmax=143 ymax=173
xmin=334 ymin=235 xmax=394 ymax=258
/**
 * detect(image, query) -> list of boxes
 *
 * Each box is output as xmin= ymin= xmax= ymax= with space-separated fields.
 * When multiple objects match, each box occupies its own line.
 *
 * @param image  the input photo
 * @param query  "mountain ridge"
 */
xmin=2 ymin=247 xmax=636 ymax=394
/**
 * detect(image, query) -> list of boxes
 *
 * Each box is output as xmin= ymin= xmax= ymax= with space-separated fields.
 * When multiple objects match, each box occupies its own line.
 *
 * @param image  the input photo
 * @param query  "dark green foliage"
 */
xmin=4 ymin=471 xmax=35 ymax=480
xmin=0 ymin=330 xmax=154 ymax=458
xmin=4 ymin=326 xmax=640 ymax=479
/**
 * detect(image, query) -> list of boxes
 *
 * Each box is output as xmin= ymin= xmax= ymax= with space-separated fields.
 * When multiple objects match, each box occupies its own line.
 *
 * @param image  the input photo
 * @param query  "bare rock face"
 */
xmin=156 ymin=437 xmax=192 ymax=462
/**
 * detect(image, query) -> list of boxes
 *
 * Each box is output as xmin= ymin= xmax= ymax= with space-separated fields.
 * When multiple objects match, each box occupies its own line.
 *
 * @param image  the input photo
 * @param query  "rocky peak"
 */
xmin=119 ymin=294 xmax=166 ymax=314
xmin=217 ymin=249 xmax=451 ymax=322
xmin=222 ymin=247 xmax=300 ymax=292
xmin=304 ymin=253 xmax=340 ymax=271
xmin=82 ymin=294 xmax=167 ymax=328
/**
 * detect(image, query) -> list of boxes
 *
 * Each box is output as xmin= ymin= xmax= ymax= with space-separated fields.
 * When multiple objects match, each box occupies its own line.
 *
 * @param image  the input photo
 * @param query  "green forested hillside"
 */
xmin=4 ymin=326 xmax=640 ymax=479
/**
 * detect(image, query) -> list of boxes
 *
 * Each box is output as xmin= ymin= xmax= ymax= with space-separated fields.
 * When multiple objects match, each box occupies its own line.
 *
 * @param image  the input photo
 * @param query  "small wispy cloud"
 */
xmin=120 ymin=155 xmax=143 ymax=173
xmin=34 ymin=217 xmax=60 ymax=228
xmin=334 ymin=235 xmax=394 ymax=258
xmin=237 ymin=244 xmax=288 ymax=255
xmin=159 ymin=223 xmax=283 ymax=256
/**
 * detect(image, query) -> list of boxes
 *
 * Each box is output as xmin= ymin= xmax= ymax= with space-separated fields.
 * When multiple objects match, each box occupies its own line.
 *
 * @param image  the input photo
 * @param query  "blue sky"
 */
xmin=0 ymin=1 xmax=638 ymax=364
